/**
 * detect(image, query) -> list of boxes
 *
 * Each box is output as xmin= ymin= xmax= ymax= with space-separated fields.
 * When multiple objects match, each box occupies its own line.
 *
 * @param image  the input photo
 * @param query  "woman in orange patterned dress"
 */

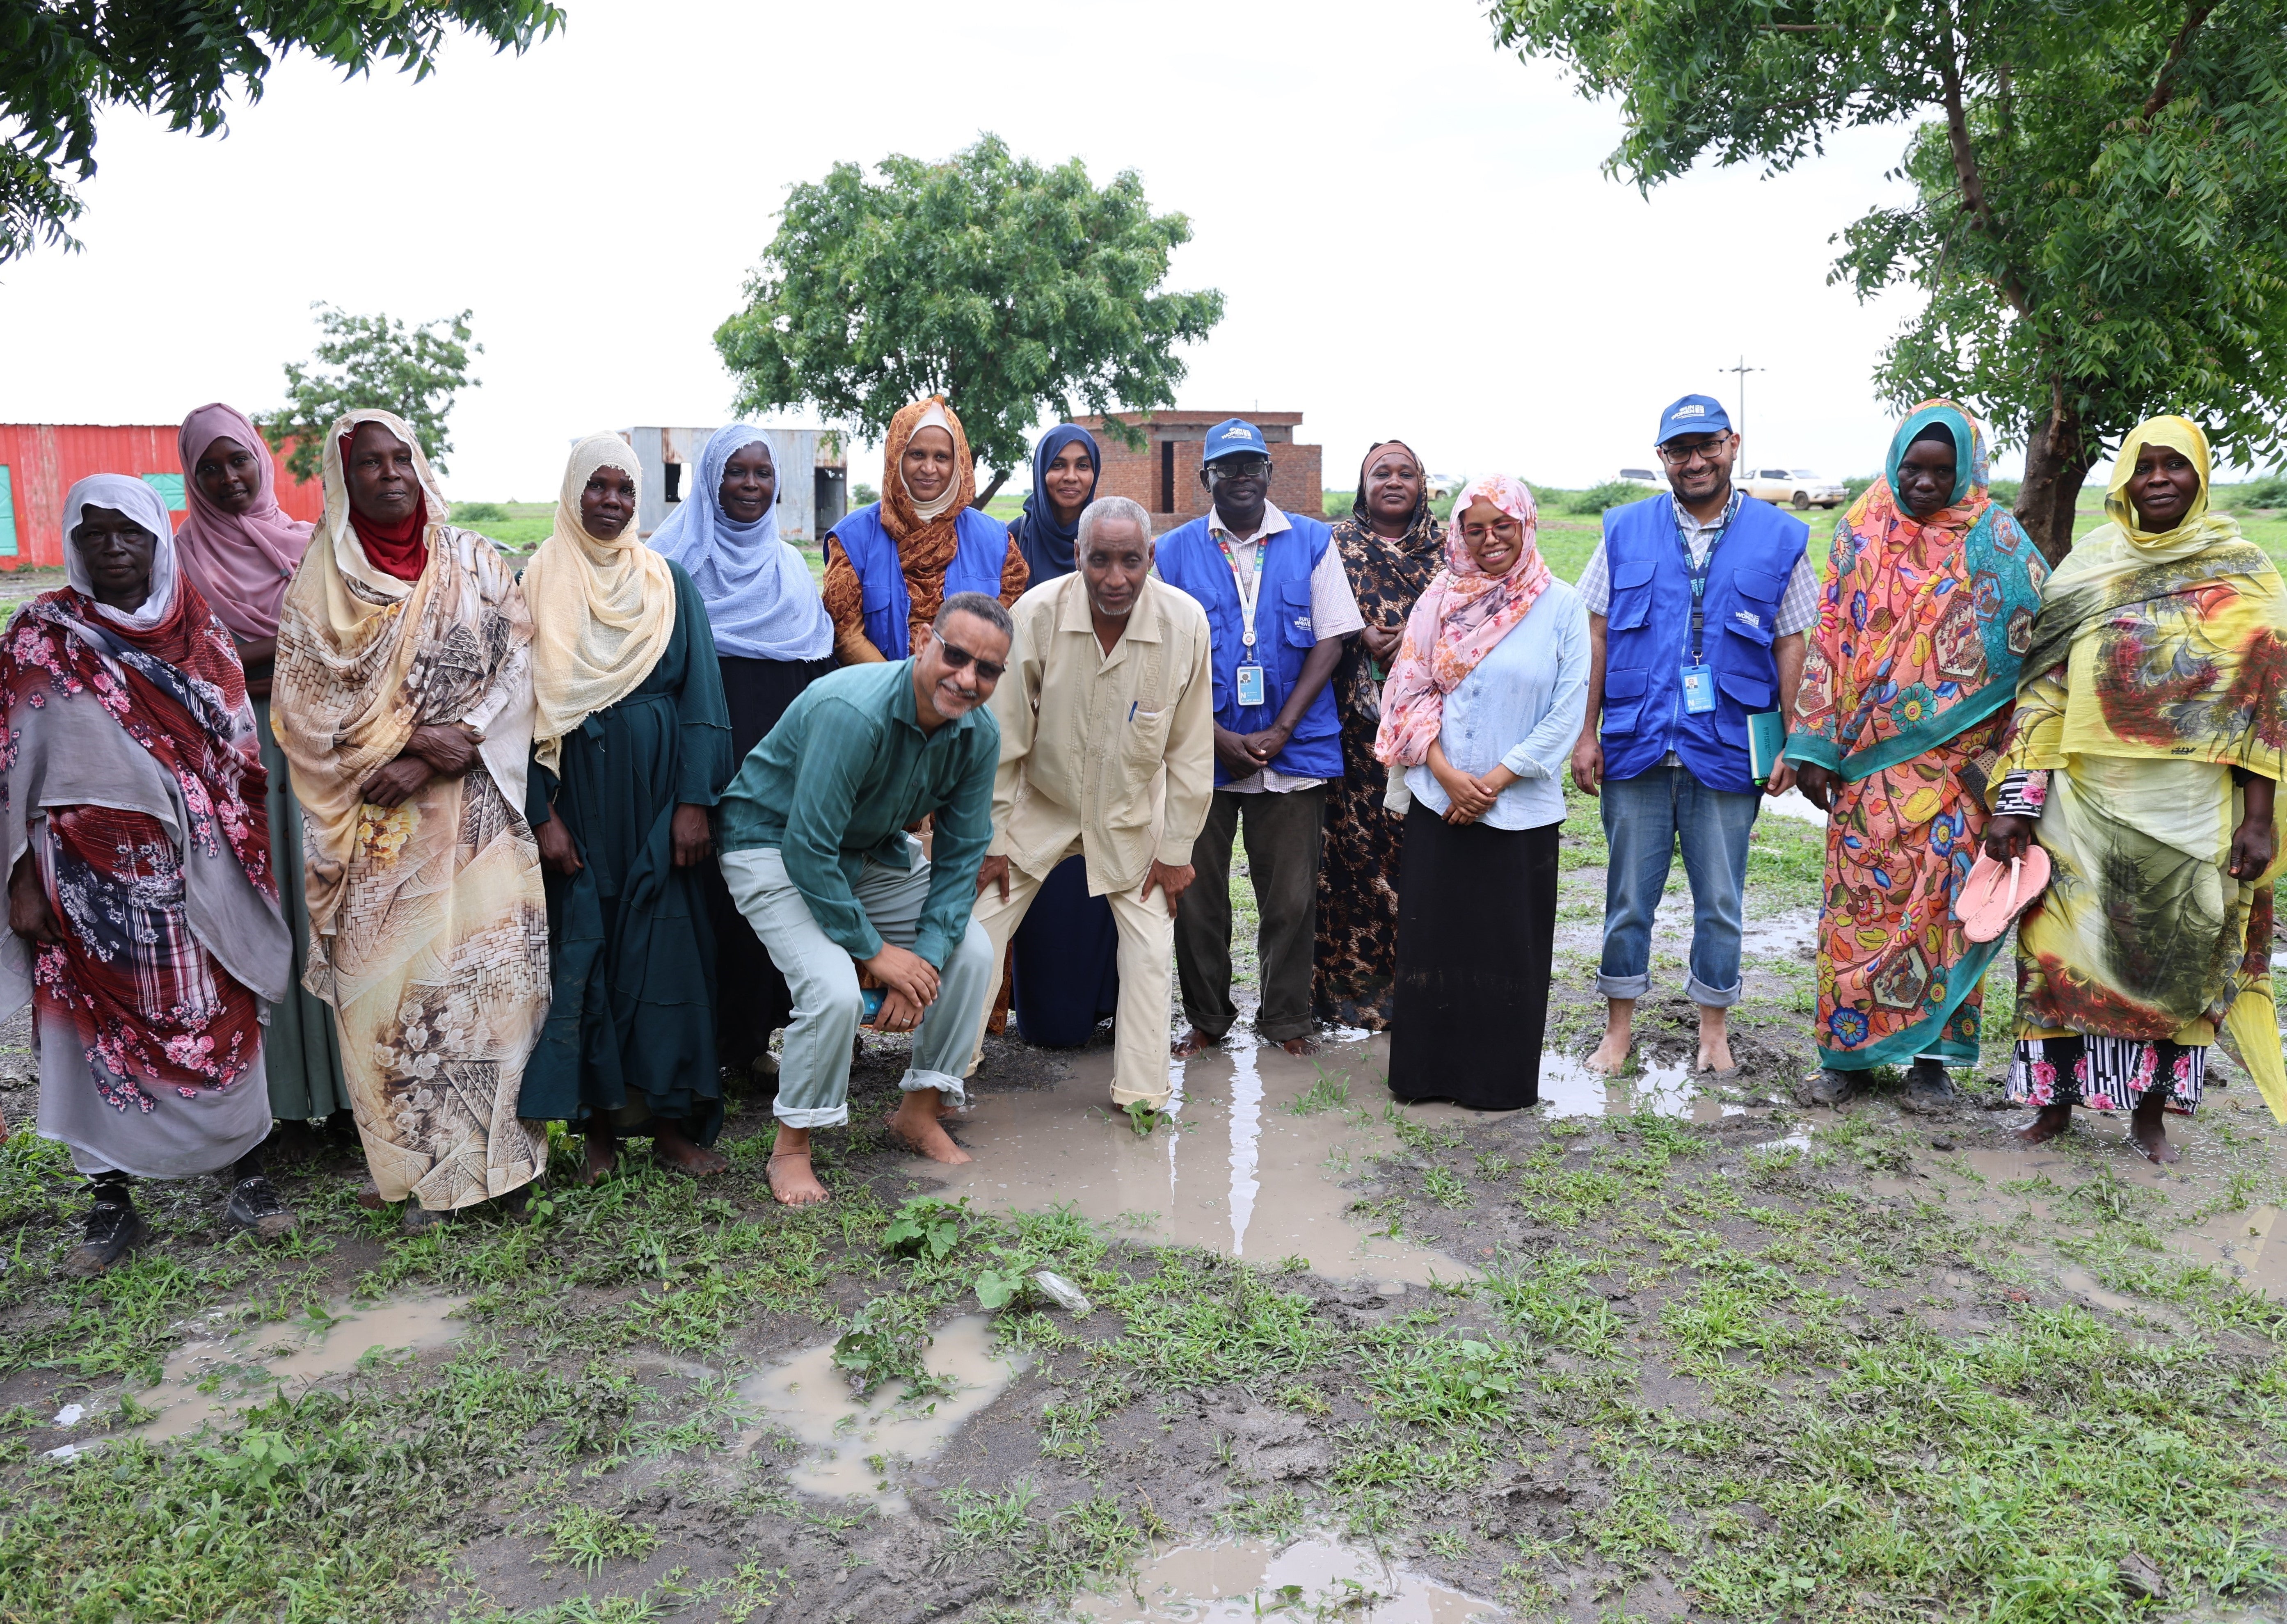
xmin=1785 ymin=402 xmax=2047 ymax=1108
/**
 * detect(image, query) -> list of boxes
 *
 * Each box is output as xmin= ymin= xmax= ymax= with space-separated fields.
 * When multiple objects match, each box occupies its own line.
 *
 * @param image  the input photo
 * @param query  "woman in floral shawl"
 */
xmin=1985 ymin=415 xmax=2287 ymax=1163
xmin=1315 ymin=440 xmax=1445 ymax=1030
xmin=1786 ymin=402 xmax=2047 ymax=1108
xmin=0 ymin=475 xmax=295 ymax=1275
xmin=272 ymin=410 xmax=549 ymax=1228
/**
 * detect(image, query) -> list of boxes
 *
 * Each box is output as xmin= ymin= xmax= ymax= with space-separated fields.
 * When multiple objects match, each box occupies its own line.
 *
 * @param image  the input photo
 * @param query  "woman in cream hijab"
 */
xmin=517 ymin=434 xmax=734 ymax=1182
xmin=272 ymin=409 xmax=548 ymax=1229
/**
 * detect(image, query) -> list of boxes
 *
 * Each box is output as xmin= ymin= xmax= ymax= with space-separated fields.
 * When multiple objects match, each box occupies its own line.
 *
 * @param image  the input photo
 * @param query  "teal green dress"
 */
xmin=517 ymin=564 xmax=735 ymax=1140
xmin=254 ymin=696 xmax=348 ymax=1121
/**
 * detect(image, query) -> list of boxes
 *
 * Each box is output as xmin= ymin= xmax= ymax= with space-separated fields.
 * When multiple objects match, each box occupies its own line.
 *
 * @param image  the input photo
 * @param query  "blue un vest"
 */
xmin=1154 ymin=512 xmax=1344 ymax=786
xmin=830 ymin=502 xmax=1009 ymax=660
xmin=1598 ymin=493 xmax=1809 ymax=795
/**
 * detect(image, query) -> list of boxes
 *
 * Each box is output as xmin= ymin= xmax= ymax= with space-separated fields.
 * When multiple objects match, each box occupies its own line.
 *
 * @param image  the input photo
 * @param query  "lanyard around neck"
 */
xmin=1214 ymin=532 xmax=1265 ymax=653
xmin=1673 ymin=493 xmax=1736 ymax=664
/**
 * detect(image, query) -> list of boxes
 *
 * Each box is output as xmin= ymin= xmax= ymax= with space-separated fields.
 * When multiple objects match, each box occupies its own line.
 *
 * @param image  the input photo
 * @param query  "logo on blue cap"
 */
xmin=1656 ymin=394 xmax=1733 ymax=444
xmin=1203 ymin=418 xmax=1269 ymax=464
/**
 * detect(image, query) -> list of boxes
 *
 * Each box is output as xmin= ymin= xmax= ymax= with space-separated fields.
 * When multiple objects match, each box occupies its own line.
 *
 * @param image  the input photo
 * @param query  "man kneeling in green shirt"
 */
xmin=716 ymin=594 xmax=1010 ymax=1206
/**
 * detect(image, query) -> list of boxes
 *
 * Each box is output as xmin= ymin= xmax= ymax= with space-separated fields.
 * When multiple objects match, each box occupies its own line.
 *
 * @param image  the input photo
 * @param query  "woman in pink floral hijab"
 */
xmin=1375 ymin=474 xmax=1588 ymax=1110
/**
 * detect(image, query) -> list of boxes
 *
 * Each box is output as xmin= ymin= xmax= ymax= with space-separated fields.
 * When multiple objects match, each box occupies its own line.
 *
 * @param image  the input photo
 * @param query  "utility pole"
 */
xmin=1720 ymin=355 xmax=1763 ymax=457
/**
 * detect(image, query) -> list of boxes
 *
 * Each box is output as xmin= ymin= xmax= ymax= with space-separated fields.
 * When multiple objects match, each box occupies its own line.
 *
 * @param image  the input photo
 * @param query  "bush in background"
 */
xmin=453 ymin=501 xmax=508 ymax=523
xmin=853 ymin=483 xmax=879 ymax=505
xmin=1986 ymin=478 xmax=2021 ymax=507
xmin=1567 ymin=480 xmax=1642 ymax=516
xmin=2238 ymin=473 xmax=2287 ymax=508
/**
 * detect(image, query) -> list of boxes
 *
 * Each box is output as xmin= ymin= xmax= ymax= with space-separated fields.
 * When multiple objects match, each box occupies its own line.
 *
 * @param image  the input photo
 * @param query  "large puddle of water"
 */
xmin=128 ymin=1291 xmax=470 ymax=1440
xmin=737 ymin=1313 xmax=1026 ymax=1513
xmin=922 ymin=1032 xmax=1478 ymax=1290
xmin=1075 ymin=1534 xmax=1503 ymax=1622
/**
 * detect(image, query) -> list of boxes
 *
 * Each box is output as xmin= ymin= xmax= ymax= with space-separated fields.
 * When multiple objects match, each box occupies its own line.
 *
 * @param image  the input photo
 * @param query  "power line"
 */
xmin=1719 ymin=356 xmax=1764 ymax=451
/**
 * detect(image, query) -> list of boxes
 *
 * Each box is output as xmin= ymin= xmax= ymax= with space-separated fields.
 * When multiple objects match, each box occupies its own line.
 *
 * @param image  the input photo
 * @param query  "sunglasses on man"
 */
xmin=933 ymin=635 xmax=1006 ymax=683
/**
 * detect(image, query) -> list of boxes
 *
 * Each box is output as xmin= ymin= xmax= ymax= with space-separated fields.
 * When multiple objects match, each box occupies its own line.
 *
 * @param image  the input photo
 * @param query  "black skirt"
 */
xmin=709 ymin=653 xmax=835 ymax=1071
xmin=1387 ymin=802 xmax=1559 ymax=1110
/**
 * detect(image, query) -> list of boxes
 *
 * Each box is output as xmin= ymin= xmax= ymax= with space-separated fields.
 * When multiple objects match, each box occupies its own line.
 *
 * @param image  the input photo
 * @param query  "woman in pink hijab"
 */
xmin=176 ymin=403 xmax=346 ymax=1125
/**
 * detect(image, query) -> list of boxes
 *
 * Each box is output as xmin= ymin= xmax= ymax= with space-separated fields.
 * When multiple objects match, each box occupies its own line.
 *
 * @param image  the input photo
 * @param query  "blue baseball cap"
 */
xmin=1655 ymin=394 xmax=1733 ymax=444
xmin=1202 ymin=418 xmax=1269 ymax=464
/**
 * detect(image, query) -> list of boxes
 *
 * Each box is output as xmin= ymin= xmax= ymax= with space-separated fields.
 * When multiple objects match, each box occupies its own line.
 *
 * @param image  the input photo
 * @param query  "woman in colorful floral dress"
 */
xmin=1786 ymin=402 xmax=2047 ymax=1108
xmin=1984 ymin=415 xmax=2287 ymax=1162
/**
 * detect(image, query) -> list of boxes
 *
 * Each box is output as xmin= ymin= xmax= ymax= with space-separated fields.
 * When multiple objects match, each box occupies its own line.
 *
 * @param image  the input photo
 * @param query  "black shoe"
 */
xmin=1903 ymin=1059 xmax=1959 ymax=1113
xmin=61 ymin=1195 xmax=146 ymax=1276
xmin=226 ymin=1175 xmax=299 ymax=1240
xmin=1809 ymin=1068 xmax=1859 ymax=1106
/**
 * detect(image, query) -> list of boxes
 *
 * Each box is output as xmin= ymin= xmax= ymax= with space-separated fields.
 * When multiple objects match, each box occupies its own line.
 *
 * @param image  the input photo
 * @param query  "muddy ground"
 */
xmin=3 ymin=791 xmax=2286 ymax=1623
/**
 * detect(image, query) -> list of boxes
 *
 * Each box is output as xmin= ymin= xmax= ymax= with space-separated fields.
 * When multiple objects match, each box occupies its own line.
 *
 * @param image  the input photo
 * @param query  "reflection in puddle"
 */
xmin=1076 ymin=1535 xmax=1503 ymax=1622
xmin=1536 ymin=1052 xmax=1731 ymax=1122
xmin=130 ymin=1292 xmax=469 ymax=1440
xmin=737 ymin=1314 xmax=1025 ymax=1512
xmin=923 ymin=1032 xmax=1475 ymax=1289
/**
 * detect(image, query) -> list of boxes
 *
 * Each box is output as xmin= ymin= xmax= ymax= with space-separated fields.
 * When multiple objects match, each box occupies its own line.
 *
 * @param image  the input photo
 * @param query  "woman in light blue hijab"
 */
xmin=651 ymin=423 xmax=835 ymax=1080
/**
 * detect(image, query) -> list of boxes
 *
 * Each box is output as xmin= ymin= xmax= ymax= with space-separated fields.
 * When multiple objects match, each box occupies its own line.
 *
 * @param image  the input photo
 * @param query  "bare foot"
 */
xmin=884 ymin=1108 xmax=974 ymax=1164
xmin=1696 ymin=1009 xmax=1735 ymax=1073
xmin=2016 ymin=1103 xmax=2072 ymax=1145
xmin=1278 ymin=1036 xmax=1320 ymax=1057
xmin=652 ymin=1121 xmax=731 ymax=1177
xmin=1585 ymin=1030 xmax=1633 ymax=1076
xmin=2129 ymin=1101 xmax=2178 ymax=1165
xmin=582 ymin=1131 xmax=617 ymax=1187
xmin=767 ymin=1151 xmax=829 ymax=1206
xmin=1171 ymin=1027 xmax=1218 ymax=1058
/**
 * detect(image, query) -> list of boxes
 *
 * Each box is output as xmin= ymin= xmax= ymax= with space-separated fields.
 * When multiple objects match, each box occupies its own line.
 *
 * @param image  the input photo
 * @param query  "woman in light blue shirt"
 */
xmin=1374 ymin=475 xmax=1589 ymax=1108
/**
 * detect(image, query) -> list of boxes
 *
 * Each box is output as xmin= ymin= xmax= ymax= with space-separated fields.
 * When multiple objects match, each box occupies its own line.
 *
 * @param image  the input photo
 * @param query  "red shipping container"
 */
xmin=0 ymin=423 xmax=324 ymax=570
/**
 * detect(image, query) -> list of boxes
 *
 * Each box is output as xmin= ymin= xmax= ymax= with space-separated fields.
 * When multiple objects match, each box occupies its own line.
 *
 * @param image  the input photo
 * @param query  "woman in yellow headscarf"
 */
xmin=1984 ymin=416 xmax=2287 ymax=1162
xmin=517 ymin=434 xmax=734 ymax=1183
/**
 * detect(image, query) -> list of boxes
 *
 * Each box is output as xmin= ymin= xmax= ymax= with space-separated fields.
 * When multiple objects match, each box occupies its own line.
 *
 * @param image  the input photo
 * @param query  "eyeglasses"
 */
xmin=1206 ymin=457 xmax=1270 ymax=482
xmin=1458 ymin=518 xmax=1524 ymax=544
xmin=935 ymin=635 xmax=1005 ymax=683
xmin=1657 ymin=438 xmax=1733 ymax=467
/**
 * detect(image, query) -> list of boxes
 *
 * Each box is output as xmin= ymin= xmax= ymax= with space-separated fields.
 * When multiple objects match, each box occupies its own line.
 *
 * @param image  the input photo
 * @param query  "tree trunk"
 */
xmin=972 ymin=468 xmax=1011 ymax=509
xmin=2015 ymin=394 xmax=2095 ymax=564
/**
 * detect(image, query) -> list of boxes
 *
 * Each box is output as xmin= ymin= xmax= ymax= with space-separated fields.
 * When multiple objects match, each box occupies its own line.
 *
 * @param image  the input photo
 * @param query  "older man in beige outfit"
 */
xmin=970 ymin=496 xmax=1215 ymax=1111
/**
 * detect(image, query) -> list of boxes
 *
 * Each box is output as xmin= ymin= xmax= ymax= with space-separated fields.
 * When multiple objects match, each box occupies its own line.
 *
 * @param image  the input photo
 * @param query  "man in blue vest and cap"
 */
xmin=1156 ymin=418 xmax=1363 ymax=1058
xmin=1571 ymin=394 xmax=1814 ymax=1077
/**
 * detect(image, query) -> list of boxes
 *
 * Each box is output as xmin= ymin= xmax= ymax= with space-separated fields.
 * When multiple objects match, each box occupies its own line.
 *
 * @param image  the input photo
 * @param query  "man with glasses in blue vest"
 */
xmin=1156 ymin=418 xmax=1363 ymax=1059
xmin=1571 ymin=395 xmax=1813 ymax=1078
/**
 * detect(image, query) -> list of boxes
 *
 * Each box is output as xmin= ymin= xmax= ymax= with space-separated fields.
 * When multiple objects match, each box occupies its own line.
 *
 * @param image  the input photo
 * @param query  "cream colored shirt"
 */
xmin=987 ymin=571 xmax=1216 ymax=893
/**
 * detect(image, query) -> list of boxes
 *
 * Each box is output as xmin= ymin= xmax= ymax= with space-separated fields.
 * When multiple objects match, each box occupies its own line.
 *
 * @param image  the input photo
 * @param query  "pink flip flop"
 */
xmin=1960 ymin=846 xmax=2051 ymax=942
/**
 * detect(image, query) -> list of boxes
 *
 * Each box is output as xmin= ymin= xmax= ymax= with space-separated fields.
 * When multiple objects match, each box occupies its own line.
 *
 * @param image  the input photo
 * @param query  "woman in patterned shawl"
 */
xmin=272 ymin=410 xmax=549 ymax=1229
xmin=1314 ymin=440 xmax=1443 ymax=1029
xmin=1787 ymin=402 xmax=2047 ymax=1109
xmin=1985 ymin=415 xmax=2287 ymax=1162
xmin=0 ymin=475 xmax=295 ymax=1275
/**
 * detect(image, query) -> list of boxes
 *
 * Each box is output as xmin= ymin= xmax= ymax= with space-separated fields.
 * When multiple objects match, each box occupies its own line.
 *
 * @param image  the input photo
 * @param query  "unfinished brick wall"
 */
xmin=1077 ymin=412 xmax=1323 ymax=534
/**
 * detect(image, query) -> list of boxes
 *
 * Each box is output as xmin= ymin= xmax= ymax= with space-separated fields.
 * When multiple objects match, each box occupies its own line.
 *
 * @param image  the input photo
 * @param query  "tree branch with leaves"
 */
xmin=1490 ymin=0 xmax=2287 ymax=559
xmin=0 ymin=0 xmax=563 ymax=264
xmin=265 ymin=305 xmax=481 ymax=482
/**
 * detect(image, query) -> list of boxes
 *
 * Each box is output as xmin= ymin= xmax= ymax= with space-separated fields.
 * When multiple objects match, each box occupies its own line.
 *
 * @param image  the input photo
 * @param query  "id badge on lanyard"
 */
xmin=1677 ymin=507 xmax=1726 ymax=717
xmin=1680 ymin=663 xmax=1716 ymax=714
xmin=1221 ymin=534 xmax=1269 ymax=708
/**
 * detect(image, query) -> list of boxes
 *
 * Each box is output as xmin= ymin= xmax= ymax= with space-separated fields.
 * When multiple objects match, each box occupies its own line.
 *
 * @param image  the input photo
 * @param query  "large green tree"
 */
xmin=265 ymin=304 xmax=480 ymax=480
xmin=1 ymin=0 xmax=563 ymax=264
xmin=1490 ymin=0 xmax=2287 ymax=558
xmin=715 ymin=134 xmax=1225 ymax=506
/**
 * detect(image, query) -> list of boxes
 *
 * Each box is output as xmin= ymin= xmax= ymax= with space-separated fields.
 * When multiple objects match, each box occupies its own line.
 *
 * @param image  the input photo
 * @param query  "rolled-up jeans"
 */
xmin=718 ymin=841 xmax=994 ymax=1128
xmin=1596 ymin=763 xmax=1760 ymax=1007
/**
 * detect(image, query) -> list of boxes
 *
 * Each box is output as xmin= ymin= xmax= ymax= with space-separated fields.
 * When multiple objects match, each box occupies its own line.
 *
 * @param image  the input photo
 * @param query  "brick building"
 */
xmin=1075 ymin=410 xmax=1321 ymax=534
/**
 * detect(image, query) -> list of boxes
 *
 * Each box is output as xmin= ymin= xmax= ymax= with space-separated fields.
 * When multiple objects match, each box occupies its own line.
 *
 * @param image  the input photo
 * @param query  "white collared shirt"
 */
xmin=1201 ymin=503 xmax=1364 ymax=794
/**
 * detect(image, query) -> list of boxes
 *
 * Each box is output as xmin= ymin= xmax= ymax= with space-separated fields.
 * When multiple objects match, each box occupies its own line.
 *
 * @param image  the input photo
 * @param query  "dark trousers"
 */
xmin=1176 ymin=785 xmax=1326 ymax=1043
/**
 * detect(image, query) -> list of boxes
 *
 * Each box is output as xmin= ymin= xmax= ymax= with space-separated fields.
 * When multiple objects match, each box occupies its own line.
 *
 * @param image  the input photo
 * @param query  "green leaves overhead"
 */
xmin=0 ymin=1 xmax=564 ymax=263
xmin=715 ymin=134 xmax=1225 ymax=496
xmin=1488 ymin=0 xmax=2287 ymax=555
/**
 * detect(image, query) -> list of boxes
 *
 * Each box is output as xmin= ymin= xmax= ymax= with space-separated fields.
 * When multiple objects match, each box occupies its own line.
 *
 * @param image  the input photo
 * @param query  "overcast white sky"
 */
xmin=0 ymin=0 xmax=1994 ymax=500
